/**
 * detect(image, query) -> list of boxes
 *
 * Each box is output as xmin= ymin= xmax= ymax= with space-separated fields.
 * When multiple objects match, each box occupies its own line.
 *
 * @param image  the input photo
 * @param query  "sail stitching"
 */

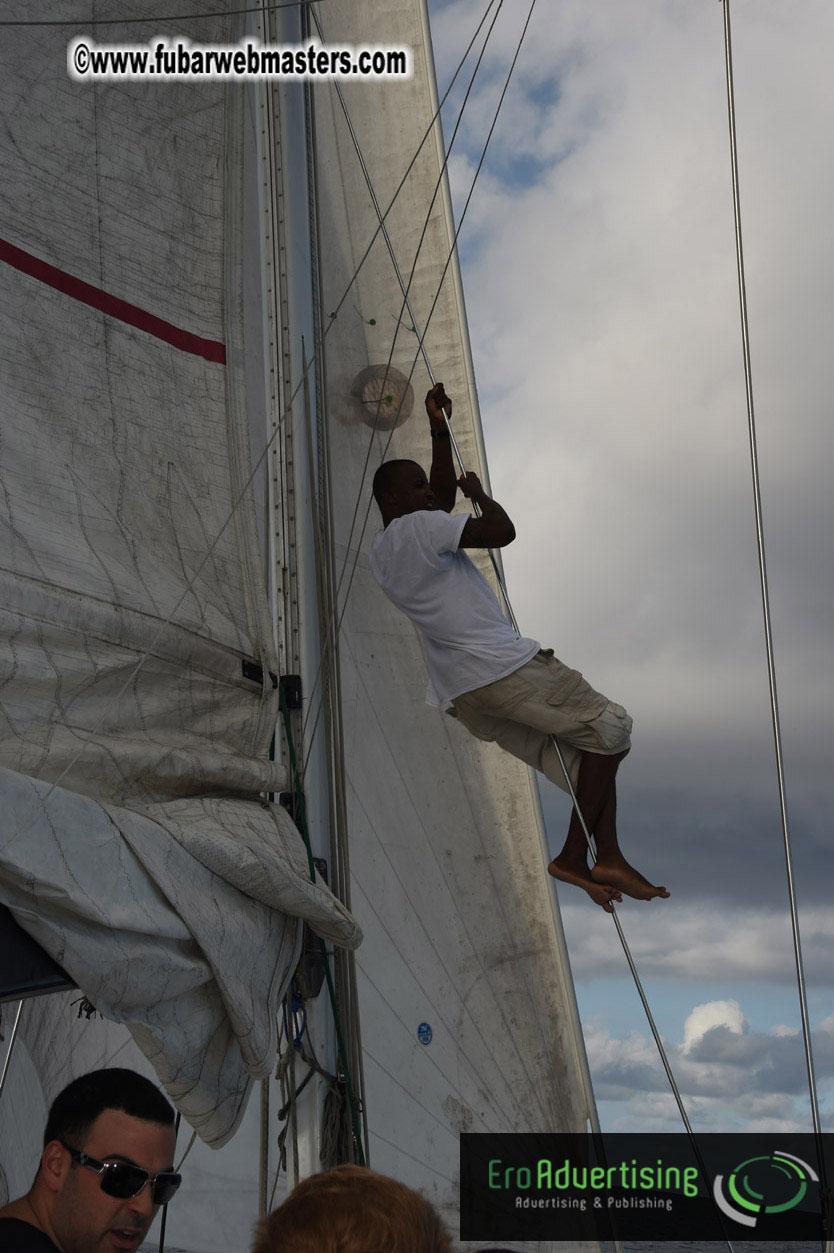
xmin=300 ymin=0 xmax=503 ymax=731
xmin=2 ymin=0 xmax=507 ymax=855
xmin=299 ymin=0 xmax=506 ymax=750
xmin=299 ymin=0 xmax=570 ymax=1137
xmin=341 ymin=634 xmax=548 ymax=1128
xmin=301 ymin=0 xmax=534 ymax=759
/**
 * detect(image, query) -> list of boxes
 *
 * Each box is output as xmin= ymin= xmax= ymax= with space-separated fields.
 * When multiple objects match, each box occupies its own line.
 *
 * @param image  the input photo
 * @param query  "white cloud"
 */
xmin=682 ymin=1000 xmax=747 ymax=1053
xmin=581 ymin=1003 xmax=834 ymax=1130
xmin=771 ymin=1024 xmax=799 ymax=1039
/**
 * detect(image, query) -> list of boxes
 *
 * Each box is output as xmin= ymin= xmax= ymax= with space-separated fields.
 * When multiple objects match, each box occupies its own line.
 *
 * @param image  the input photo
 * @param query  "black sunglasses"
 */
xmin=61 ymin=1142 xmax=182 ymax=1205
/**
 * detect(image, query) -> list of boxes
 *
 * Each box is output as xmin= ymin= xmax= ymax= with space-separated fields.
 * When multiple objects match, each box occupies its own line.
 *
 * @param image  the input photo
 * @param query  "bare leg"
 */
xmin=548 ymin=750 xmax=626 ymax=913
xmin=548 ymin=749 xmax=669 ymax=909
xmin=591 ymin=778 xmax=669 ymax=901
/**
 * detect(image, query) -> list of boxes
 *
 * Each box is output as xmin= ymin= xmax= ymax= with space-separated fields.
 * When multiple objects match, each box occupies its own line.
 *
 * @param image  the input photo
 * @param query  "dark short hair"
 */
xmin=43 ymin=1068 xmax=175 ymax=1149
xmin=371 ymin=459 xmax=421 ymax=508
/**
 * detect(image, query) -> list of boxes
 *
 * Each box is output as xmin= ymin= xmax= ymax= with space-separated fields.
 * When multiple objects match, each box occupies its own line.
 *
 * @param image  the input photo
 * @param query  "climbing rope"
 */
xmin=275 ymin=995 xmax=344 ymax=1166
xmin=293 ymin=5 xmax=744 ymax=1243
xmin=299 ymin=0 xmax=509 ymax=749
xmin=301 ymin=0 xmax=535 ymax=763
xmin=305 ymin=0 xmax=508 ymax=607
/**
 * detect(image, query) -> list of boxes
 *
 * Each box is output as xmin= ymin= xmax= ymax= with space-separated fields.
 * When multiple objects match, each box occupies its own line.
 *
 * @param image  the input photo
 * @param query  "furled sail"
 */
xmin=0 ymin=0 xmax=359 ymax=1154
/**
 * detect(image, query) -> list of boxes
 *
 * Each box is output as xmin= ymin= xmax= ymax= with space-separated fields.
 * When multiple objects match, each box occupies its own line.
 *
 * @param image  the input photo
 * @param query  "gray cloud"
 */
xmin=558 ymin=902 xmax=834 ymax=987
xmin=584 ymin=1001 xmax=834 ymax=1125
xmin=428 ymin=0 xmax=834 ymax=929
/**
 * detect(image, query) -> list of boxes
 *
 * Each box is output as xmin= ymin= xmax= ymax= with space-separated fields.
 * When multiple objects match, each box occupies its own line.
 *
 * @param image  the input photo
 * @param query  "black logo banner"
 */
xmin=460 ymin=1133 xmax=834 ymax=1241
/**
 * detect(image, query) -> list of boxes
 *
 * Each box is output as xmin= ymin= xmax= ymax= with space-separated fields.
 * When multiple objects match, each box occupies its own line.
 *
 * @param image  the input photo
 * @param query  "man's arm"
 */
xmin=426 ymin=383 xmax=456 ymax=513
xmin=457 ymin=472 xmax=516 ymax=548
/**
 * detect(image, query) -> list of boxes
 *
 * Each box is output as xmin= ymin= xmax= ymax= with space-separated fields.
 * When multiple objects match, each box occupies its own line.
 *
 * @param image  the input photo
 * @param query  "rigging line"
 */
xmin=278 ymin=687 xmax=367 ymax=1164
xmin=310 ymin=0 xmax=502 ymax=524
xmin=314 ymin=0 xmax=728 ymax=1174
xmin=347 ymin=777 xmax=540 ymax=1134
xmin=338 ymin=629 xmax=562 ymax=1111
xmin=355 ymin=105 xmax=736 ymax=1253
xmin=366 ymin=1127 xmax=458 ymax=1185
xmin=351 ymin=284 xmax=725 ymax=1209
xmin=3 ymin=0 xmax=500 ymax=851
xmin=381 ymin=182 xmax=740 ymax=1253
xmin=0 ymin=1 xmax=324 ymax=28
xmin=302 ymin=10 xmax=732 ymax=1239
xmin=156 ymin=1110 xmax=181 ymax=1253
xmin=300 ymin=316 xmax=370 ymax=1163
xmin=722 ymin=0 xmax=827 ymax=1201
xmin=0 ymin=1001 xmax=24 ymax=1103
xmin=418 ymin=364 xmax=742 ymax=1242
xmin=360 ymin=1032 xmax=474 ymax=1142
xmin=544 ymin=726 xmax=736 ymax=1248
xmin=175 ymin=1128 xmax=197 ymax=1171
xmin=300 ymin=0 xmax=538 ymax=770
xmin=304 ymin=0 xmax=505 ymax=593
xmin=297 ymin=0 xmax=504 ymax=746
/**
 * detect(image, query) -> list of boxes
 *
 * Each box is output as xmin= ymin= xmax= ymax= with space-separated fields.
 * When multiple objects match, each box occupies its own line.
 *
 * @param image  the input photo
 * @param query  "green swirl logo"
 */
xmin=713 ymin=1151 xmax=817 ymax=1228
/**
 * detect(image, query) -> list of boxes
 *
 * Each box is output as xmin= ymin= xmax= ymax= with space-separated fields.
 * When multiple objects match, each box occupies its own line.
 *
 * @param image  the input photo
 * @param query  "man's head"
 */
xmin=372 ymin=459 xmax=434 ymax=524
xmin=35 ymin=1068 xmax=178 ymax=1253
xmin=252 ymin=1164 xmax=452 ymax=1253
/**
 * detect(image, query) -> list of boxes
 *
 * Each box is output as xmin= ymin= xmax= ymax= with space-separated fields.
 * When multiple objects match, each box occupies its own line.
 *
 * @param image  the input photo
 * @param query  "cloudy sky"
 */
xmin=426 ymin=0 xmax=834 ymax=1134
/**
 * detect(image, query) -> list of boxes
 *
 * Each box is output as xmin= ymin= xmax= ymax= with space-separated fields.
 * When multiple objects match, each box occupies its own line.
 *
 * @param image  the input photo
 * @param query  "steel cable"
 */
xmin=721 ymin=0 xmax=828 ymax=1236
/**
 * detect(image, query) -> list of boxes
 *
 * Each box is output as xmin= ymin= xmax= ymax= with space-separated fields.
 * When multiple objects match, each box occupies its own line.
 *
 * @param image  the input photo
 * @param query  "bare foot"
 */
xmin=548 ymin=855 xmax=623 ymax=913
xmin=591 ymin=855 xmax=669 ymax=901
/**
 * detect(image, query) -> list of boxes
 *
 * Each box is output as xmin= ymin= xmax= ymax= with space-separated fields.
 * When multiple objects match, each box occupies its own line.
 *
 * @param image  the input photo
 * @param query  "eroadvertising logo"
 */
xmin=713 ymin=1150 xmax=818 ymax=1229
xmin=460 ymin=1133 xmax=833 ymax=1242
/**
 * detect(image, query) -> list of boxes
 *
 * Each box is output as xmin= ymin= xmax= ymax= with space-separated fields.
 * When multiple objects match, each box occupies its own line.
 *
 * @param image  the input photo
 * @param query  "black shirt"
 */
xmin=0 ymin=1218 xmax=62 ymax=1252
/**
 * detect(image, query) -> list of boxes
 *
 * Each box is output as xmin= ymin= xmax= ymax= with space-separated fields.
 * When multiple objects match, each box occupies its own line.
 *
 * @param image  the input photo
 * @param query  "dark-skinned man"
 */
xmin=370 ymin=382 xmax=668 ymax=911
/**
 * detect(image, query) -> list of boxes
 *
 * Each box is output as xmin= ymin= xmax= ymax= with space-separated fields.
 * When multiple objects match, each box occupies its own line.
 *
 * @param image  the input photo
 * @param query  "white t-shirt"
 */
xmin=369 ymin=509 xmax=539 ymax=705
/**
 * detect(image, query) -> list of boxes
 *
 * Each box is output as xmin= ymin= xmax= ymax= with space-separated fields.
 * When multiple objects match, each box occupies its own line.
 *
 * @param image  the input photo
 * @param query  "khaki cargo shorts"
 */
xmin=450 ymin=649 xmax=632 ymax=794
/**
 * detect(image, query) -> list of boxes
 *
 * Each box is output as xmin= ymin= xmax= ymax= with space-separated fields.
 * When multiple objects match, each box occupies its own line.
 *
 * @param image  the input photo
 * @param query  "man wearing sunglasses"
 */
xmin=0 ymin=1067 xmax=180 ymax=1252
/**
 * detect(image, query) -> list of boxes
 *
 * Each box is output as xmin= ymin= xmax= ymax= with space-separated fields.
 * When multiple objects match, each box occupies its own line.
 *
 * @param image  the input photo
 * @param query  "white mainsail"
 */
xmin=0 ymin=0 xmax=357 ymax=1205
xmin=308 ymin=0 xmax=598 ymax=1236
xmin=0 ymin=0 xmax=598 ymax=1249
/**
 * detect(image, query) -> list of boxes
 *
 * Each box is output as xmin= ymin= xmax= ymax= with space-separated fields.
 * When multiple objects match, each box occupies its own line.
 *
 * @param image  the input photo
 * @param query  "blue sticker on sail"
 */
xmin=417 ymin=1021 xmax=432 ymax=1045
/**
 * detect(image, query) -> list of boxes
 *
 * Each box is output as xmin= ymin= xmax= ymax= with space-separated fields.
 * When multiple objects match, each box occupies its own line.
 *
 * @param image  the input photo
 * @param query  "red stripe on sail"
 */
xmin=0 ymin=236 xmax=226 ymax=365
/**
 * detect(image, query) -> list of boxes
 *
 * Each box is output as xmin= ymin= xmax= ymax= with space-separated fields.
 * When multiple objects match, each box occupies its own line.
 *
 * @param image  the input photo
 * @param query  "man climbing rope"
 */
xmin=370 ymin=383 xmax=669 ymax=912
